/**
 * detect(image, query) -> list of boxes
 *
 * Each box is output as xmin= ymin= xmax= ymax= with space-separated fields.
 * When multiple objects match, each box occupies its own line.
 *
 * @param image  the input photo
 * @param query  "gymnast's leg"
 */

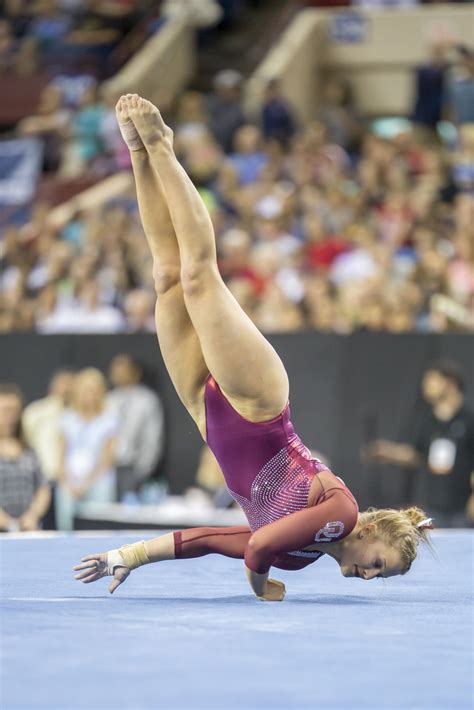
xmin=125 ymin=94 xmax=289 ymax=422
xmin=116 ymin=97 xmax=209 ymax=432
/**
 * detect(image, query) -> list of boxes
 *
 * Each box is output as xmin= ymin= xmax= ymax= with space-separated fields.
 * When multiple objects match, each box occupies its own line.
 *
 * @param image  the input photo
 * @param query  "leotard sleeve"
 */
xmin=244 ymin=489 xmax=358 ymax=574
xmin=173 ymin=526 xmax=251 ymax=560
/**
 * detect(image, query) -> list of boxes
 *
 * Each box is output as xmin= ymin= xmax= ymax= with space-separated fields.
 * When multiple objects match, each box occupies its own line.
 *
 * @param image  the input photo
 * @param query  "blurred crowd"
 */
xmin=0 ymin=0 xmax=154 ymax=80
xmin=1 ymin=34 xmax=473 ymax=334
xmin=0 ymin=356 xmax=164 ymax=531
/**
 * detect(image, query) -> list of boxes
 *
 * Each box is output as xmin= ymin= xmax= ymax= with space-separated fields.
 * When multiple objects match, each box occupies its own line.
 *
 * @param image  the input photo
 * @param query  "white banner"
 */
xmin=0 ymin=138 xmax=43 ymax=206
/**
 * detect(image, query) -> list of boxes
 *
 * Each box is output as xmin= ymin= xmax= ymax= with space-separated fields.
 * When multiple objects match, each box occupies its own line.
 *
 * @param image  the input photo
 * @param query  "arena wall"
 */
xmin=1 ymin=333 xmax=472 ymax=509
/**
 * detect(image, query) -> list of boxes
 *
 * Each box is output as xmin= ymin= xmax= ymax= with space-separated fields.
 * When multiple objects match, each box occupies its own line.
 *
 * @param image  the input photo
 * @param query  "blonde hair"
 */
xmin=358 ymin=506 xmax=434 ymax=574
xmin=71 ymin=368 xmax=107 ymax=415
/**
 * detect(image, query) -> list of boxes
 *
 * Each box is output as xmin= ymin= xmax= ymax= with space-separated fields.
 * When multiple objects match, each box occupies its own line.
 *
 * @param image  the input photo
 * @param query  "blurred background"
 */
xmin=0 ymin=0 xmax=473 ymax=534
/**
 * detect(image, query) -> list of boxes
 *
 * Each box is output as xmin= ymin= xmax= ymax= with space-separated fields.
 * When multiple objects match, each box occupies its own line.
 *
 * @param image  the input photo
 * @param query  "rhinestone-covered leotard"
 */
xmin=205 ymin=376 xmax=327 ymax=525
xmin=203 ymin=376 xmax=358 ymax=572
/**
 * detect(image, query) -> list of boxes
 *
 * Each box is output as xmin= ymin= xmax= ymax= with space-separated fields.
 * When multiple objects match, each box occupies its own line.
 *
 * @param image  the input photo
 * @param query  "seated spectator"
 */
xmin=0 ymin=384 xmax=51 ymax=532
xmin=107 ymin=354 xmax=164 ymax=501
xmin=261 ymin=79 xmax=296 ymax=147
xmin=451 ymin=123 xmax=474 ymax=195
xmin=99 ymin=92 xmax=132 ymax=171
xmin=207 ymin=69 xmax=245 ymax=154
xmin=123 ymin=289 xmax=155 ymax=332
xmin=174 ymin=91 xmax=210 ymax=139
xmin=444 ymin=46 xmax=474 ymax=127
xmin=61 ymin=84 xmax=106 ymax=177
xmin=0 ymin=19 xmax=18 ymax=74
xmin=16 ymin=84 xmax=71 ymax=172
xmin=56 ymin=368 xmax=116 ymax=530
xmin=27 ymin=0 xmax=72 ymax=53
xmin=22 ymin=369 xmax=75 ymax=482
xmin=319 ymin=77 xmax=362 ymax=153
xmin=230 ymin=125 xmax=268 ymax=186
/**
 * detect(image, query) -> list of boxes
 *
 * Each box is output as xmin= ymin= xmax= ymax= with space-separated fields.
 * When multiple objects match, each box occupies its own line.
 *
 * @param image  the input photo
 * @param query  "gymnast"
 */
xmin=73 ymin=95 xmax=433 ymax=601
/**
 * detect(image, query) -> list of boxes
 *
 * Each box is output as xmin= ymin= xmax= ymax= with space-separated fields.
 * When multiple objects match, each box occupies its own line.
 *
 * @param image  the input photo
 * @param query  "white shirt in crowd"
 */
xmin=60 ymin=410 xmax=117 ymax=486
xmin=38 ymin=304 xmax=125 ymax=333
xmin=22 ymin=396 xmax=65 ymax=481
xmin=107 ymin=384 xmax=164 ymax=484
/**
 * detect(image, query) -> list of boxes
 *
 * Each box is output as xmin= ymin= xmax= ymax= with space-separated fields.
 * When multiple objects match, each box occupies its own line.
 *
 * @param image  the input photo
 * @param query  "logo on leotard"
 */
xmin=314 ymin=521 xmax=344 ymax=543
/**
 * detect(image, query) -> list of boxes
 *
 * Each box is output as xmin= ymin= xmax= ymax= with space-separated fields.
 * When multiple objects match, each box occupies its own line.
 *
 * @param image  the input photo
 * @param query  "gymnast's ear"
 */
xmin=358 ymin=522 xmax=377 ymax=539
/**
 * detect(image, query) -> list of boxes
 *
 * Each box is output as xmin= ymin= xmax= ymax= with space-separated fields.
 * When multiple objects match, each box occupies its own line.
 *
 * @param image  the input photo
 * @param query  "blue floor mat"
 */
xmin=1 ymin=531 xmax=472 ymax=710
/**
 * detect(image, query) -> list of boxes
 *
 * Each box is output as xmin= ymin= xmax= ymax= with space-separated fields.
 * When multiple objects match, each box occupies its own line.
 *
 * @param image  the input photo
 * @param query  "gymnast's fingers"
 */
xmin=74 ymin=567 xmax=99 ymax=580
xmin=80 ymin=553 xmax=103 ymax=562
xmin=73 ymin=560 xmax=99 ymax=571
xmin=81 ymin=572 xmax=103 ymax=584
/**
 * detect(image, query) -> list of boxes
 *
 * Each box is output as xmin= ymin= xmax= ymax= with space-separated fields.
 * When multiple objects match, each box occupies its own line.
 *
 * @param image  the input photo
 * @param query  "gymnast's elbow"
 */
xmin=246 ymin=533 xmax=275 ymax=566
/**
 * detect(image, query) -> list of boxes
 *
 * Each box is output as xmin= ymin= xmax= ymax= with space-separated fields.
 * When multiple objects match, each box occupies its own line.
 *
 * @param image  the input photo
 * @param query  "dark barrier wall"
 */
xmin=1 ymin=333 xmax=473 ymax=509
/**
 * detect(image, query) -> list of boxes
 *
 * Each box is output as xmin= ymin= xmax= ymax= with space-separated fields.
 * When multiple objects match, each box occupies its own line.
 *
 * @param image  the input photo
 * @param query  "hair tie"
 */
xmin=416 ymin=517 xmax=434 ymax=530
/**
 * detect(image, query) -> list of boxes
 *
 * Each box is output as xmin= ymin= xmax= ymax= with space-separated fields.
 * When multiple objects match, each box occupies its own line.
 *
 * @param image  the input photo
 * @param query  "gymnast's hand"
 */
xmin=73 ymin=551 xmax=131 ymax=594
xmin=258 ymin=579 xmax=286 ymax=602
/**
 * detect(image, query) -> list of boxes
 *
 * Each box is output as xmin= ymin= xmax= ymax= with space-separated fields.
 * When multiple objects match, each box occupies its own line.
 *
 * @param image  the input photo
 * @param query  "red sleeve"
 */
xmin=244 ymin=490 xmax=358 ymax=573
xmin=173 ymin=526 xmax=251 ymax=560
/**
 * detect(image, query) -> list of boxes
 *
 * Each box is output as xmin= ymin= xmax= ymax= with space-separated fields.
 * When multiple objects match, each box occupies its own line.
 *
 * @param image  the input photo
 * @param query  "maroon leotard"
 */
xmin=174 ymin=376 xmax=358 ymax=573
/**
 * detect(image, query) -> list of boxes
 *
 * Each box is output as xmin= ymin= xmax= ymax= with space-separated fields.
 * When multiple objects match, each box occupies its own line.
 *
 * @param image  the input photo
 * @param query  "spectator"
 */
xmin=107 ymin=354 xmax=164 ymax=501
xmin=444 ymin=46 xmax=474 ymax=127
xmin=99 ymin=92 xmax=132 ymax=171
xmin=0 ymin=19 xmax=18 ymax=74
xmin=229 ymin=124 xmax=268 ymax=186
xmin=27 ymin=0 xmax=72 ymax=52
xmin=365 ymin=361 xmax=474 ymax=527
xmin=319 ymin=77 xmax=362 ymax=153
xmin=16 ymin=84 xmax=71 ymax=172
xmin=207 ymin=69 xmax=245 ymax=154
xmin=412 ymin=40 xmax=450 ymax=133
xmin=0 ymin=384 xmax=51 ymax=532
xmin=56 ymin=368 xmax=117 ymax=530
xmin=261 ymin=79 xmax=296 ymax=147
xmin=123 ymin=289 xmax=155 ymax=333
xmin=22 ymin=369 xmax=75 ymax=482
xmin=61 ymin=84 xmax=106 ymax=177
xmin=451 ymin=123 xmax=474 ymax=195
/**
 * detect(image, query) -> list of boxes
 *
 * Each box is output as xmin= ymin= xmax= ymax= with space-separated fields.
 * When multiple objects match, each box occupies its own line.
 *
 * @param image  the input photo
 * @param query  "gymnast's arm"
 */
xmin=244 ymin=491 xmax=358 ymax=580
xmin=73 ymin=526 xmax=252 ymax=593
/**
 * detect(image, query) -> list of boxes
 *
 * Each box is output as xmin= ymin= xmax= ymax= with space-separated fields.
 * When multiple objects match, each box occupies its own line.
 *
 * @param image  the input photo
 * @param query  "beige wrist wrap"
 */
xmin=118 ymin=541 xmax=150 ymax=569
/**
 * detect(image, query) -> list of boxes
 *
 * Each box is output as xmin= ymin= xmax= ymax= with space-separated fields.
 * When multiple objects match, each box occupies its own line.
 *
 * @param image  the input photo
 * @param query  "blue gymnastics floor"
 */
xmin=1 ymin=531 xmax=472 ymax=710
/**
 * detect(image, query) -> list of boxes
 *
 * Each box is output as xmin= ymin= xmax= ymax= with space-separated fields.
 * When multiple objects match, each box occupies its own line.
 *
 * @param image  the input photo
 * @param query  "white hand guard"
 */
xmin=106 ymin=549 xmax=128 ymax=575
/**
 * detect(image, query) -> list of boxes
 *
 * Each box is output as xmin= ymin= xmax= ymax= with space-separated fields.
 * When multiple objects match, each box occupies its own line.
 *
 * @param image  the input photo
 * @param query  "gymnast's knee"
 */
xmin=153 ymin=263 xmax=181 ymax=296
xmin=181 ymin=259 xmax=218 ymax=297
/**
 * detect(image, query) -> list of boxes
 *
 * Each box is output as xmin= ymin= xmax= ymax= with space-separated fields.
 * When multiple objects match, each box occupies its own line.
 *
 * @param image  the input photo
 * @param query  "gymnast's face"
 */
xmin=339 ymin=530 xmax=404 ymax=580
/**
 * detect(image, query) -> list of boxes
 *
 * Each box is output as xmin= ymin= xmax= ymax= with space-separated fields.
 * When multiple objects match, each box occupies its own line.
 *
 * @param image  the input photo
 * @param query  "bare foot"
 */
xmin=124 ymin=94 xmax=173 ymax=150
xmin=116 ymin=96 xmax=145 ymax=152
